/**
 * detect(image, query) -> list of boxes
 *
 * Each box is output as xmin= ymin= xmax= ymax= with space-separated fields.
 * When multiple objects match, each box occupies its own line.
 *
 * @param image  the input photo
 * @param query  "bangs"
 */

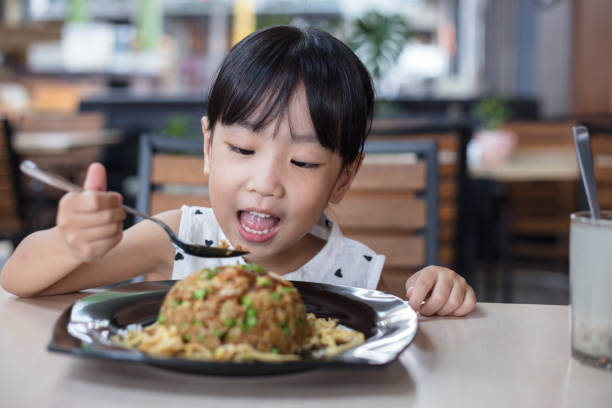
xmin=207 ymin=25 xmax=373 ymax=166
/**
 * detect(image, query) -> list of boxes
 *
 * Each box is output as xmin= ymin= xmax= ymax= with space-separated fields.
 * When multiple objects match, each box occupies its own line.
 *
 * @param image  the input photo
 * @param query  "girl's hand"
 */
xmin=405 ymin=265 xmax=476 ymax=316
xmin=56 ymin=163 xmax=125 ymax=262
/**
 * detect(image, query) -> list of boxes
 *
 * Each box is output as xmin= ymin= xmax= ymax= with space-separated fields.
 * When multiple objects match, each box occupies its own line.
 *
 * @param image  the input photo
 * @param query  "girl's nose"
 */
xmin=246 ymin=156 xmax=285 ymax=199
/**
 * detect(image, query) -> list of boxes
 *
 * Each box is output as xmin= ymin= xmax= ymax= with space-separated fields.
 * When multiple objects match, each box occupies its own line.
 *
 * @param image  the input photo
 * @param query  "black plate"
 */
xmin=49 ymin=280 xmax=418 ymax=376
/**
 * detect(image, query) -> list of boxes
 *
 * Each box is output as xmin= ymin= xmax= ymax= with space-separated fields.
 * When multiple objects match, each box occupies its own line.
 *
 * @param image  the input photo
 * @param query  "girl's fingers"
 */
xmin=60 ymin=191 xmax=122 ymax=214
xmin=76 ymin=191 xmax=123 ymax=213
xmin=437 ymin=281 xmax=466 ymax=316
xmin=63 ymin=222 xmax=123 ymax=250
xmin=62 ymin=208 xmax=126 ymax=229
xmin=407 ymin=271 xmax=436 ymax=311
xmin=79 ymin=222 xmax=124 ymax=242
xmin=419 ymin=276 xmax=453 ymax=316
xmin=452 ymin=286 xmax=477 ymax=316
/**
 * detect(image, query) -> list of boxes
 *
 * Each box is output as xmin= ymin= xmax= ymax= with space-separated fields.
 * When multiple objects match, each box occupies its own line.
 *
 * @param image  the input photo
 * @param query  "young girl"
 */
xmin=0 ymin=25 xmax=475 ymax=317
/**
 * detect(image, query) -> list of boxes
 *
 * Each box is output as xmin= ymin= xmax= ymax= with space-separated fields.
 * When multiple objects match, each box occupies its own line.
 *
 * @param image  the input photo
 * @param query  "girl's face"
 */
xmin=202 ymin=85 xmax=358 ymax=269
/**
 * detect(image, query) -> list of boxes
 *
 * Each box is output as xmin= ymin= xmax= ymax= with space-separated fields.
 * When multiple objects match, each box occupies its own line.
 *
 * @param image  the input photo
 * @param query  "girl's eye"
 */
xmin=291 ymin=160 xmax=319 ymax=169
xmin=229 ymin=144 xmax=254 ymax=155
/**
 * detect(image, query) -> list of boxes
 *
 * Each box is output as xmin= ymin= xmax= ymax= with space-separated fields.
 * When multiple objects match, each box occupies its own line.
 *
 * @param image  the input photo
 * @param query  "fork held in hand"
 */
xmin=19 ymin=160 xmax=249 ymax=258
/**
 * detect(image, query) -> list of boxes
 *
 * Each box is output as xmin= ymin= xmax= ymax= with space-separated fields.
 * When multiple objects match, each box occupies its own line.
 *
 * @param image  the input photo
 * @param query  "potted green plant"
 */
xmin=469 ymin=98 xmax=517 ymax=166
xmin=345 ymin=11 xmax=411 ymax=81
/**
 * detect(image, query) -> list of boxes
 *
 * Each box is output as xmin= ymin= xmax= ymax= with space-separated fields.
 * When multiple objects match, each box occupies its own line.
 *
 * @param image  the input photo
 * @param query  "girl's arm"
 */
xmin=0 ymin=210 xmax=179 ymax=297
xmin=0 ymin=163 xmax=179 ymax=297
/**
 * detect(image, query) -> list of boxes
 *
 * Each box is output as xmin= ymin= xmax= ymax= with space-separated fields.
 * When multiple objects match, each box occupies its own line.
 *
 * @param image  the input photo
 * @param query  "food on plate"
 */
xmin=113 ymin=264 xmax=364 ymax=362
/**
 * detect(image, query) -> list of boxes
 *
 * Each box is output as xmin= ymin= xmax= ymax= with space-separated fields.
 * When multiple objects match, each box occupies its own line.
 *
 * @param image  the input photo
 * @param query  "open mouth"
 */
xmin=237 ymin=210 xmax=281 ymax=242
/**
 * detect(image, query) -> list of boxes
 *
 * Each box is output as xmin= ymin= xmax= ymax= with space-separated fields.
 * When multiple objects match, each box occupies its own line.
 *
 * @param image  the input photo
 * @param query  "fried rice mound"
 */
xmin=157 ymin=264 xmax=311 ymax=354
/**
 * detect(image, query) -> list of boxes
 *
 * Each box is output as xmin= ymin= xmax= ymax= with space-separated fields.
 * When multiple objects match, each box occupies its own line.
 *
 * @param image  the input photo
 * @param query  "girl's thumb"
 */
xmin=83 ymin=162 xmax=107 ymax=191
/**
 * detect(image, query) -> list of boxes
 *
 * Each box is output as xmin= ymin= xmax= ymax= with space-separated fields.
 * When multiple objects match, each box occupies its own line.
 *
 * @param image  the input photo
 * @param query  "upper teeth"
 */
xmin=249 ymin=211 xmax=271 ymax=218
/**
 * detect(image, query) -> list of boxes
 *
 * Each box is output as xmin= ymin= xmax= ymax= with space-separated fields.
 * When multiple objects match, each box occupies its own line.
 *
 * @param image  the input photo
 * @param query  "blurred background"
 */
xmin=1 ymin=0 xmax=611 ymax=304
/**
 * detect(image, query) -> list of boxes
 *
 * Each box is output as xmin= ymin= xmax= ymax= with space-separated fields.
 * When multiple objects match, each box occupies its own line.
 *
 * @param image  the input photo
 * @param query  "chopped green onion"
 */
xmin=192 ymin=288 xmax=207 ymax=300
xmin=214 ymin=329 xmax=223 ymax=338
xmin=246 ymin=315 xmax=257 ymax=328
xmin=241 ymin=296 xmax=253 ymax=307
xmin=250 ymin=264 xmax=265 ymax=274
xmin=281 ymin=287 xmax=292 ymax=294
xmin=183 ymin=334 xmax=191 ymax=342
xmin=270 ymin=348 xmax=279 ymax=354
xmin=197 ymin=334 xmax=206 ymax=341
xmin=270 ymin=292 xmax=281 ymax=301
xmin=157 ymin=315 xmax=165 ymax=324
xmin=256 ymin=277 xmax=272 ymax=287
xmin=192 ymin=318 xmax=200 ymax=326
xmin=226 ymin=317 xmax=236 ymax=328
xmin=246 ymin=308 xmax=256 ymax=318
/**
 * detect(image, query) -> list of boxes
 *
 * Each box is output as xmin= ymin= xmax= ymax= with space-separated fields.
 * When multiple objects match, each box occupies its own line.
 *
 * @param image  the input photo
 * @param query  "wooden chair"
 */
xmin=137 ymin=136 xmax=439 ymax=296
xmin=0 ymin=116 xmax=23 ymax=237
xmin=331 ymin=139 xmax=439 ymax=297
xmin=136 ymin=134 xmax=208 ymax=217
xmin=369 ymin=126 xmax=460 ymax=270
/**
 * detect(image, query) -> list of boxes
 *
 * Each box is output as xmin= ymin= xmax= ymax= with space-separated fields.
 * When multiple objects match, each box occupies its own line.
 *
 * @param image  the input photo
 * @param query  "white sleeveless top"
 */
xmin=172 ymin=206 xmax=385 ymax=290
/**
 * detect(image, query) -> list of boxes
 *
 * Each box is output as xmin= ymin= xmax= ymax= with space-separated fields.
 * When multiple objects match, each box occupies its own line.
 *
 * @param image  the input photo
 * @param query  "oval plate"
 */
xmin=48 ymin=280 xmax=418 ymax=376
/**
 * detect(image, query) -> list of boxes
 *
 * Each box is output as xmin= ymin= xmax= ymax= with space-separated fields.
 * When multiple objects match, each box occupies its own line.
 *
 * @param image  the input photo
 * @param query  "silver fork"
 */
xmin=20 ymin=160 xmax=248 ymax=258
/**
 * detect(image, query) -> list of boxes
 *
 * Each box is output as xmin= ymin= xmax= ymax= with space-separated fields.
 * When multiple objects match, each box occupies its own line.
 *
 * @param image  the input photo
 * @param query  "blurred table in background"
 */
xmin=469 ymin=150 xmax=578 ymax=182
xmin=467 ymin=121 xmax=579 ymax=301
xmin=1 ymin=112 xmax=122 ymax=236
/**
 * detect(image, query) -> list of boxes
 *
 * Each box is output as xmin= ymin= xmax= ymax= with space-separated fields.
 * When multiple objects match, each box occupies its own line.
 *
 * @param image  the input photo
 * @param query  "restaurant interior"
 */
xmin=0 ymin=0 xmax=610 ymax=306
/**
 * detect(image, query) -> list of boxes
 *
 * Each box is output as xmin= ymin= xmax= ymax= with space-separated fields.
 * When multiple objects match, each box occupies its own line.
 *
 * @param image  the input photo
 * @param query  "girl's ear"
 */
xmin=201 ymin=116 xmax=212 ymax=175
xmin=329 ymin=153 xmax=364 ymax=204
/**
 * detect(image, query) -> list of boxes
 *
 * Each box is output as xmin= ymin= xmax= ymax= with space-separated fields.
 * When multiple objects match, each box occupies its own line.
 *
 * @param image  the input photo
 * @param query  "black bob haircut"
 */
xmin=207 ymin=25 xmax=374 ymax=168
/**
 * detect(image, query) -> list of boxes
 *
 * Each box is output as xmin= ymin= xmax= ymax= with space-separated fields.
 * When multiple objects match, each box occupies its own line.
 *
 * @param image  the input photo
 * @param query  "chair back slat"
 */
xmin=350 ymin=159 xmax=425 ymax=191
xmin=333 ymin=196 xmax=426 ymax=230
xmin=151 ymin=155 xmax=207 ymax=185
xmin=150 ymin=193 xmax=210 ymax=215
xmin=346 ymin=233 xmax=425 ymax=268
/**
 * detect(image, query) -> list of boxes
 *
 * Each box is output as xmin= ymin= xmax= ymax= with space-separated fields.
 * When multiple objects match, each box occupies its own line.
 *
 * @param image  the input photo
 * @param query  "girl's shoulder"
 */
xmin=290 ymin=218 xmax=385 ymax=290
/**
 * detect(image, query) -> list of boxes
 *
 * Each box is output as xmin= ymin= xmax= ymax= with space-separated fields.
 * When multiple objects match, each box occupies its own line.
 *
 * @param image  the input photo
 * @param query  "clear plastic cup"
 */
xmin=570 ymin=211 xmax=612 ymax=370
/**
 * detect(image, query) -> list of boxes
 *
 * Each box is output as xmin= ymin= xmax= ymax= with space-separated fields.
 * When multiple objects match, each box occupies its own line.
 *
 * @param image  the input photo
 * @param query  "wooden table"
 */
xmin=0 ymin=288 xmax=609 ymax=407
xmin=469 ymin=150 xmax=579 ymax=182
